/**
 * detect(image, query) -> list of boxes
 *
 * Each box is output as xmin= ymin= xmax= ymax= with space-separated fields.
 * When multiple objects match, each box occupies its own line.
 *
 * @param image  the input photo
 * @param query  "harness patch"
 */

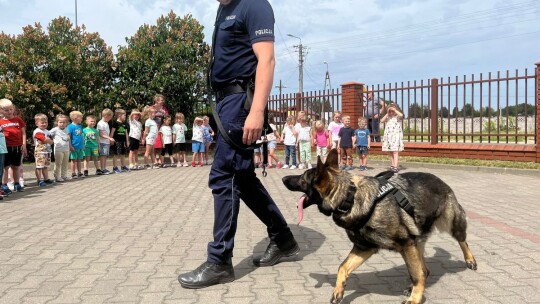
xmin=375 ymin=172 xmax=415 ymax=219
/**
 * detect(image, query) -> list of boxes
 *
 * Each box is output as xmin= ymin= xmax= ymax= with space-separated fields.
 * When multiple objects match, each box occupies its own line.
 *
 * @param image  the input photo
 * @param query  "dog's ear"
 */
xmin=325 ymin=149 xmax=339 ymax=169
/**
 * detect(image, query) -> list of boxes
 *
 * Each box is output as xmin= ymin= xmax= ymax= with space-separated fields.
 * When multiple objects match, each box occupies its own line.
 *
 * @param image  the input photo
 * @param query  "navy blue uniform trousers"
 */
xmin=207 ymin=92 xmax=293 ymax=264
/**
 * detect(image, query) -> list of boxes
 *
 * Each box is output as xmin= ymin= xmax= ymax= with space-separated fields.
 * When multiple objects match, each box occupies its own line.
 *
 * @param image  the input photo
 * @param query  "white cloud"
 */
xmin=0 ymin=0 xmax=538 ymax=93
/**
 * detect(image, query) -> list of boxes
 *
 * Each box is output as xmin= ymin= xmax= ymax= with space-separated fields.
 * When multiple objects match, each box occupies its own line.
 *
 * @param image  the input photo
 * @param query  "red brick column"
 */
xmin=535 ymin=62 xmax=540 ymax=163
xmin=340 ymin=82 xmax=365 ymax=125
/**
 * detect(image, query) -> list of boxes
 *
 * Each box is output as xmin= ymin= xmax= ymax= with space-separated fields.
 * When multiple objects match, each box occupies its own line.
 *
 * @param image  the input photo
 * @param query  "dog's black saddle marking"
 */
xmin=375 ymin=171 xmax=415 ymax=219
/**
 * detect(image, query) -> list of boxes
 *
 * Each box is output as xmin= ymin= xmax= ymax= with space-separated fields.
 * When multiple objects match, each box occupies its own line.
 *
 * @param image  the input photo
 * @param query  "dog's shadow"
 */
xmin=309 ymin=247 xmax=468 ymax=304
xmin=234 ymin=225 xmax=325 ymax=279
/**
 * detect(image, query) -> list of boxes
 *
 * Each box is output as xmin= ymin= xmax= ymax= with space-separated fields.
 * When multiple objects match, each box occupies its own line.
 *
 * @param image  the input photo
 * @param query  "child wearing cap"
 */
xmin=128 ymin=109 xmax=143 ymax=169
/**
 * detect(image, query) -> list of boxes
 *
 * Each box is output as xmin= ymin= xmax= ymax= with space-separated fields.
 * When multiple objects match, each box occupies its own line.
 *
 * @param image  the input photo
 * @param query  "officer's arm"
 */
xmin=243 ymin=41 xmax=275 ymax=145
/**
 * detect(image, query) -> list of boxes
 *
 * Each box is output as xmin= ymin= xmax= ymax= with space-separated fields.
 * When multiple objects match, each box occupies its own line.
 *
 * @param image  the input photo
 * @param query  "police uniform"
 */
xmin=207 ymin=0 xmax=295 ymax=265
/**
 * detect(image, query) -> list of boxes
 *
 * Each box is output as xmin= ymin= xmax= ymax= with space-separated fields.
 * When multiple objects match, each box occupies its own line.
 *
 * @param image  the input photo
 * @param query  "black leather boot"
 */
xmin=253 ymin=239 xmax=299 ymax=267
xmin=178 ymin=260 xmax=235 ymax=289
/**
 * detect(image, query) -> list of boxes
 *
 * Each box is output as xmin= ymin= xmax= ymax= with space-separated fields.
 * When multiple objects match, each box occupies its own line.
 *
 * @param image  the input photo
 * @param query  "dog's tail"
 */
xmin=433 ymin=192 xmax=468 ymax=242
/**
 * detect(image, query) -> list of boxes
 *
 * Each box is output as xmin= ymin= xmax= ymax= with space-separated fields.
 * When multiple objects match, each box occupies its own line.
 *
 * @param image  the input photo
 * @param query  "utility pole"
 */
xmin=287 ymin=34 xmax=304 ymax=94
xmin=75 ymin=0 xmax=78 ymax=27
xmin=274 ymin=80 xmax=287 ymax=97
xmin=322 ymin=62 xmax=332 ymax=124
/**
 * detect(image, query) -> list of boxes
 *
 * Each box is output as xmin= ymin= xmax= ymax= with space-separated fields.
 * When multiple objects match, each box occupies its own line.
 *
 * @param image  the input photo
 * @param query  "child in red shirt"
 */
xmin=0 ymin=99 xmax=27 ymax=194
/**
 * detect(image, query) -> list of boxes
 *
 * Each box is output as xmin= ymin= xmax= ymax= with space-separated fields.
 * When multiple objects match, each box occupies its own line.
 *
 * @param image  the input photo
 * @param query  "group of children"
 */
xmin=262 ymin=107 xmax=404 ymax=172
xmin=0 ymin=97 xmax=219 ymax=200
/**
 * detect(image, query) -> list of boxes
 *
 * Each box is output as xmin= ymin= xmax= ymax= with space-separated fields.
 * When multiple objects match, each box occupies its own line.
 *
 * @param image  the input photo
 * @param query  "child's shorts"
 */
xmin=99 ymin=143 xmax=110 ymax=156
xmin=129 ymin=138 xmax=140 ymax=151
xmin=35 ymin=151 xmax=51 ymax=168
xmin=161 ymin=143 xmax=174 ymax=156
xmin=145 ymin=136 xmax=156 ymax=146
xmin=174 ymin=143 xmax=187 ymax=153
xmin=84 ymin=146 xmax=99 ymax=157
xmin=192 ymin=141 xmax=205 ymax=153
xmin=356 ymin=145 xmax=369 ymax=156
xmin=112 ymin=141 xmax=127 ymax=155
xmin=5 ymin=146 xmax=23 ymax=167
xmin=268 ymin=140 xmax=277 ymax=150
xmin=70 ymin=149 xmax=85 ymax=160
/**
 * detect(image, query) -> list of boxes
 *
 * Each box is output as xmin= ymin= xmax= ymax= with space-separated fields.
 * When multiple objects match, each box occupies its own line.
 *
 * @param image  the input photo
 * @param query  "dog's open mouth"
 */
xmin=298 ymin=194 xmax=307 ymax=224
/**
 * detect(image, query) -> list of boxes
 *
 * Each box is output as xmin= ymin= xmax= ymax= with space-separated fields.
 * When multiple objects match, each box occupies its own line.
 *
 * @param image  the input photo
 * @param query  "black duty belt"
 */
xmin=215 ymin=83 xmax=246 ymax=101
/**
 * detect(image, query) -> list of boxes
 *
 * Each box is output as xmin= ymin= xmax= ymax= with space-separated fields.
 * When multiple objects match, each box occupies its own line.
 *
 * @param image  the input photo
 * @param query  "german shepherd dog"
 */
xmin=282 ymin=150 xmax=477 ymax=304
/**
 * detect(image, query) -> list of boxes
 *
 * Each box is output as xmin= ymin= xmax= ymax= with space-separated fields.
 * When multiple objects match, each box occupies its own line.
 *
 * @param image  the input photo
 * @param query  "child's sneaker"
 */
xmin=101 ymin=169 xmax=111 ymax=175
xmin=72 ymin=173 xmax=78 ymax=179
xmin=198 ymin=162 xmax=203 ymax=167
xmin=121 ymin=166 xmax=130 ymax=172
xmin=346 ymin=166 xmax=353 ymax=171
xmin=38 ymin=180 xmax=47 ymax=187
xmin=276 ymin=162 xmax=282 ymax=169
xmin=14 ymin=183 xmax=24 ymax=192
xmin=177 ymin=163 xmax=182 ymax=167
xmin=1 ymin=184 xmax=12 ymax=196
xmin=298 ymin=163 xmax=305 ymax=169
xmin=145 ymin=164 xmax=152 ymax=170
xmin=307 ymin=163 xmax=313 ymax=169
xmin=19 ymin=178 xmax=25 ymax=187
xmin=44 ymin=179 xmax=54 ymax=185
xmin=191 ymin=161 xmax=196 ymax=167
xmin=83 ymin=170 xmax=89 ymax=177
xmin=96 ymin=169 xmax=103 ymax=175
xmin=290 ymin=165 xmax=297 ymax=169
xmin=61 ymin=176 xmax=69 ymax=181
xmin=78 ymin=172 xmax=84 ymax=178
xmin=281 ymin=164 xmax=289 ymax=169
xmin=56 ymin=177 xmax=65 ymax=182
xmin=113 ymin=167 xmax=121 ymax=174
xmin=183 ymin=162 xmax=188 ymax=167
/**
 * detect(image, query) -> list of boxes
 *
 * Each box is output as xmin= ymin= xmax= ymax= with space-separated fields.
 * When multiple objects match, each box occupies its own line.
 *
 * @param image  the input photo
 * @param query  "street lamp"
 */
xmin=322 ymin=61 xmax=332 ymax=124
xmin=287 ymin=34 xmax=304 ymax=94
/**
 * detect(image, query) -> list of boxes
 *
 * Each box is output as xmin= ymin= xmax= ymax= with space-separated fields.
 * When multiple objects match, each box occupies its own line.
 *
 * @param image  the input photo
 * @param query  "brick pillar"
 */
xmin=340 ymin=82 xmax=365 ymax=125
xmin=535 ymin=62 xmax=540 ymax=163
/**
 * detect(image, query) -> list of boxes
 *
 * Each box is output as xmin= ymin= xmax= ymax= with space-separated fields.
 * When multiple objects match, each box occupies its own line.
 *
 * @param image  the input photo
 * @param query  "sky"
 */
xmin=0 ymin=0 xmax=539 ymax=95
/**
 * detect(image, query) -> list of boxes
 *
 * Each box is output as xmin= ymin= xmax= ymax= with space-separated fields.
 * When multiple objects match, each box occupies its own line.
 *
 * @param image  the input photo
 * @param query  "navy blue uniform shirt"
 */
xmin=211 ymin=0 xmax=275 ymax=89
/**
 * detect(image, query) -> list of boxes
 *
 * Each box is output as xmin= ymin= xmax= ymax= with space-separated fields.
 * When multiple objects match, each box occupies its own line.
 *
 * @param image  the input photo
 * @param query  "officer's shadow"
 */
xmin=234 ymin=225 xmax=325 ymax=279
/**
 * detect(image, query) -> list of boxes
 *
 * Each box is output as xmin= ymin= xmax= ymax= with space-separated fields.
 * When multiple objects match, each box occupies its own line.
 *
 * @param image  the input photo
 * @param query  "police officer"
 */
xmin=178 ymin=0 xmax=298 ymax=289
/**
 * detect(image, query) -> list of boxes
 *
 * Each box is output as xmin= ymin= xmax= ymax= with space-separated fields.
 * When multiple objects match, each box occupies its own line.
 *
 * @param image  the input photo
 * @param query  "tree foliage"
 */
xmin=116 ymin=11 xmax=210 ymax=120
xmin=0 ymin=17 xmax=115 ymax=121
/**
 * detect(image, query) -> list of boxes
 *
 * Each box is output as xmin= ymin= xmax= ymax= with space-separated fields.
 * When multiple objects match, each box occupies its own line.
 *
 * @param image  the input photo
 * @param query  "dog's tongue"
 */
xmin=297 ymin=195 xmax=307 ymax=225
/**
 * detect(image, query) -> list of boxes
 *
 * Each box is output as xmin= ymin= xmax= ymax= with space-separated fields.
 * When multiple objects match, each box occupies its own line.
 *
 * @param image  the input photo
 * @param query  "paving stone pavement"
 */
xmin=0 ymin=160 xmax=539 ymax=304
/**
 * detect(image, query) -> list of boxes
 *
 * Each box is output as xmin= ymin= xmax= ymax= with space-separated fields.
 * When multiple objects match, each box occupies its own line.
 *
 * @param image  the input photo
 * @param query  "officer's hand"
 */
xmin=243 ymin=111 xmax=264 ymax=145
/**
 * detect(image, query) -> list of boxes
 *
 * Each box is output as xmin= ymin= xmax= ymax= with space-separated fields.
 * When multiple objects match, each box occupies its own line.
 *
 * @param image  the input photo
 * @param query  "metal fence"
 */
xmin=269 ymin=67 xmax=537 ymax=145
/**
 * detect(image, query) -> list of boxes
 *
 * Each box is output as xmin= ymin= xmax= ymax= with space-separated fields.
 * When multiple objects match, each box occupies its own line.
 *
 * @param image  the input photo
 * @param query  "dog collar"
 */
xmin=334 ymin=182 xmax=357 ymax=215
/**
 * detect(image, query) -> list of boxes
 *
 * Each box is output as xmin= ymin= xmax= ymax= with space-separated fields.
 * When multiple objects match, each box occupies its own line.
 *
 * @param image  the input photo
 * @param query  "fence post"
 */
xmin=295 ymin=92 xmax=302 ymax=115
xmin=340 ymin=82 xmax=364 ymax=126
xmin=430 ymin=78 xmax=439 ymax=145
xmin=535 ymin=62 xmax=540 ymax=163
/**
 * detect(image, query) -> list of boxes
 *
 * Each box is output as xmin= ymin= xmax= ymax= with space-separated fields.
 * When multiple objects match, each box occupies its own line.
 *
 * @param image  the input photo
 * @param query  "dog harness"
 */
xmin=334 ymin=171 xmax=415 ymax=220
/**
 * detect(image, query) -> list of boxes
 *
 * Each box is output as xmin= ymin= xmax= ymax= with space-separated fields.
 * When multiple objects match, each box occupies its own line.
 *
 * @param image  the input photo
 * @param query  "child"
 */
xmin=97 ymin=108 xmax=115 ymax=175
xmin=128 ymin=109 xmax=142 ymax=170
xmin=32 ymin=114 xmax=54 ymax=186
xmin=142 ymin=107 xmax=158 ymax=169
xmin=297 ymin=116 xmax=312 ymax=169
xmin=67 ymin=111 xmax=85 ymax=179
xmin=172 ymin=112 xmax=188 ymax=167
xmin=337 ymin=115 xmax=355 ymax=170
xmin=355 ymin=117 xmax=371 ymax=171
xmin=0 ymin=113 xmax=6 ymax=199
xmin=381 ymin=103 xmax=404 ymax=173
xmin=49 ymin=114 xmax=70 ymax=182
xmin=191 ymin=116 xmax=204 ymax=167
xmin=111 ymin=109 xmax=130 ymax=173
xmin=280 ymin=116 xmax=297 ymax=169
xmin=266 ymin=117 xmax=281 ymax=168
xmin=202 ymin=116 xmax=215 ymax=165
xmin=294 ymin=111 xmax=305 ymax=164
xmin=82 ymin=115 xmax=101 ymax=176
xmin=312 ymin=120 xmax=331 ymax=163
xmin=159 ymin=115 xmax=174 ymax=167
xmin=0 ymin=99 xmax=26 ymax=194
xmin=328 ymin=111 xmax=343 ymax=150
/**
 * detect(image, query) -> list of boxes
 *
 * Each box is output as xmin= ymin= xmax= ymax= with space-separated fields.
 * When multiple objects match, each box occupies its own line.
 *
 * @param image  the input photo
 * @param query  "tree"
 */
xmin=407 ymin=102 xmax=429 ymax=118
xmin=116 ymin=11 xmax=210 ymax=121
xmin=0 ymin=17 xmax=115 ymax=120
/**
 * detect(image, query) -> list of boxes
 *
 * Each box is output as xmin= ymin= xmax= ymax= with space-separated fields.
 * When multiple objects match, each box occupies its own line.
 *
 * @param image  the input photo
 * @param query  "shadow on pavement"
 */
xmin=234 ymin=225 xmax=326 ymax=280
xmin=309 ymin=247 xmax=471 ymax=304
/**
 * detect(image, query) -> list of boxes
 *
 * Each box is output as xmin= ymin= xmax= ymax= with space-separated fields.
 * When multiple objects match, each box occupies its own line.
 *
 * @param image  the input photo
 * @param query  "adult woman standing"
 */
xmin=151 ymin=94 xmax=168 ymax=166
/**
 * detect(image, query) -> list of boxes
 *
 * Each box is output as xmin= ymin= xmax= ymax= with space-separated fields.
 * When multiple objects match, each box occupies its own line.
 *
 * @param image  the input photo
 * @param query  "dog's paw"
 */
xmin=466 ymin=259 xmax=477 ymax=271
xmin=330 ymin=290 xmax=344 ymax=304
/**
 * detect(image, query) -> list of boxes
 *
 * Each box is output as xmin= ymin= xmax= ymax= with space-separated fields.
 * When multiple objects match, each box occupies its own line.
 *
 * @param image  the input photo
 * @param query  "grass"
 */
xmin=273 ymin=150 xmax=540 ymax=170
